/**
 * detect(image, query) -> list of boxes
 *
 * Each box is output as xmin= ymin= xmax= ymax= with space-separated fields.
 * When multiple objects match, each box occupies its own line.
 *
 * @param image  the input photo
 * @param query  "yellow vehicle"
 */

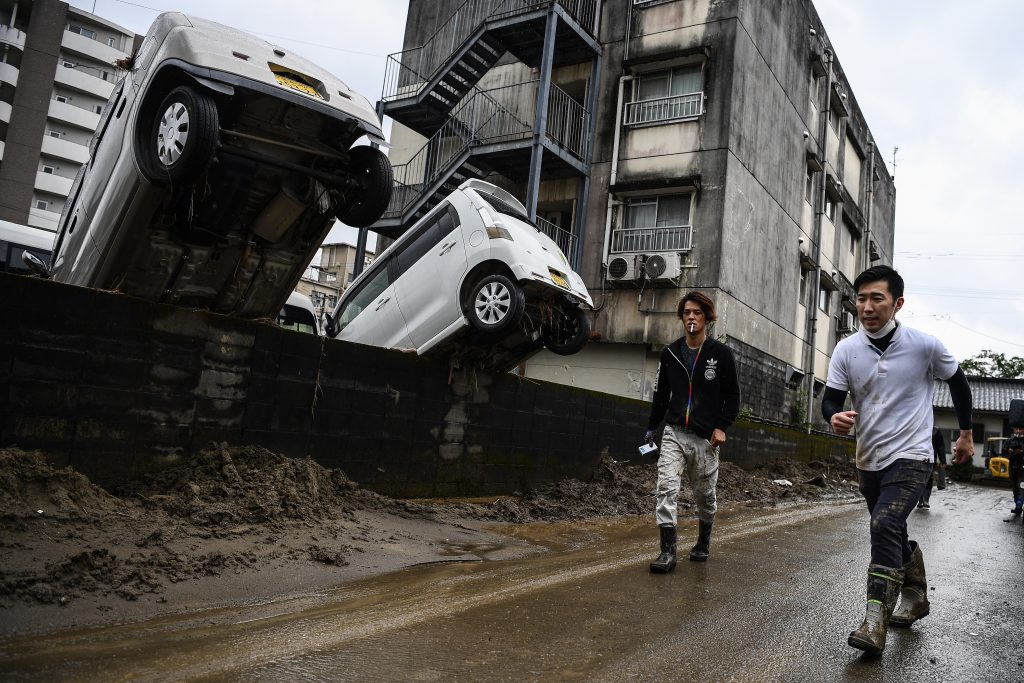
xmin=985 ymin=437 xmax=1011 ymax=481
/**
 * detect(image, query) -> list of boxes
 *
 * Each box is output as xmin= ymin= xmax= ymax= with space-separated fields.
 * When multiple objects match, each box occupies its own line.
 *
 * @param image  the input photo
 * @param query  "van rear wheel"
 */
xmin=141 ymin=85 xmax=219 ymax=185
xmin=337 ymin=146 xmax=393 ymax=228
xmin=467 ymin=274 xmax=524 ymax=334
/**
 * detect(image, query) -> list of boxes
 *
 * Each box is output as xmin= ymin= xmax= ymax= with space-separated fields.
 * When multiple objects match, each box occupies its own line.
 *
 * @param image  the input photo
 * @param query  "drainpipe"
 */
xmin=862 ymin=140 xmax=875 ymax=273
xmin=804 ymin=46 xmax=833 ymax=431
xmin=602 ymin=74 xmax=633 ymax=266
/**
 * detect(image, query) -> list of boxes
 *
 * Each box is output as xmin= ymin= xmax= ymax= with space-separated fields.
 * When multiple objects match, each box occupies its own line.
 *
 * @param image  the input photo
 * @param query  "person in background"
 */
xmin=1006 ymin=426 xmax=1024 ymax=517
xmin=644 ymin=291 xmax=741 ymax=573
xmin=917 ymin=428 xmax=948 ymax=509
xmin=822 ymin=265 xmax=973 ymax=656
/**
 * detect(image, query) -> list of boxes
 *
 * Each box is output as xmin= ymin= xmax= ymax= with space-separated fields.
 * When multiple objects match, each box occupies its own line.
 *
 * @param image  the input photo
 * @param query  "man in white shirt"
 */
xmin=822 ymin=265 xmax=974 ymax=656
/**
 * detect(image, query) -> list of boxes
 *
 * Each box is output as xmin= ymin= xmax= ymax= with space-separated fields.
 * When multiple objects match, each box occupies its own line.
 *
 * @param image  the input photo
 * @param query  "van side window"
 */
xmin=393 ymin=212 xmax=449 ymax=280
xmin=334 ymin=264 xmax=391 ymax=332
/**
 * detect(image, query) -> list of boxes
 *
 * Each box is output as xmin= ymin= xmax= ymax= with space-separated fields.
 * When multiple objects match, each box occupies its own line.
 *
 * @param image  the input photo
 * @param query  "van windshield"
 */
xmin=477 ymin=192 xmax=535 ymax=227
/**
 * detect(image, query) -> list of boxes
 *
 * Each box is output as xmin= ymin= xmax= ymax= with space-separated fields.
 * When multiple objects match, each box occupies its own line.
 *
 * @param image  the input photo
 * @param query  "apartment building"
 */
xmin=296 ymin=242 xmax=377 ymax=317
xmin=0 ymin=0 xmax=133 ymax=234
xmin=379 ymin=0 xmax=895 ymax=426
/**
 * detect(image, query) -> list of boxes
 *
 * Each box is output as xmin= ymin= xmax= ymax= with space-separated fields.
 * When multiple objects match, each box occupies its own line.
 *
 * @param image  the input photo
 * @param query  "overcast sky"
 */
xmin=71 ymin=0 xmax=1023 ymax=362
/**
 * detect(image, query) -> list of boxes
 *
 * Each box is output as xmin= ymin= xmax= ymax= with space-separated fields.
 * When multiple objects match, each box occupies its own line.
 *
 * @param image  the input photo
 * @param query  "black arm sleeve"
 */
xmin=821 ymin=386 xmax=848 ymax=423
xmin=945 ymin=368 xmax=973 ymax=431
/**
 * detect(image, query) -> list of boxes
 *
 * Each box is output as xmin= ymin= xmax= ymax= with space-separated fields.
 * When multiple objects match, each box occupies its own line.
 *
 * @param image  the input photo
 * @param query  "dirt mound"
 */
xmin=0 ymin=449 xmax=123 ymax=519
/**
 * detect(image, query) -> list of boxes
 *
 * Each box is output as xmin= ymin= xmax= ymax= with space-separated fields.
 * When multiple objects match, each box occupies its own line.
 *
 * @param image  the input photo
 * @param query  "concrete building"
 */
xmin=296 ymin=242 xmax=376 ymax=317
xmin=377 ymin=0 xmax=895 ymax=426
xmin=0 ymin=0 xmax=133 ymax=233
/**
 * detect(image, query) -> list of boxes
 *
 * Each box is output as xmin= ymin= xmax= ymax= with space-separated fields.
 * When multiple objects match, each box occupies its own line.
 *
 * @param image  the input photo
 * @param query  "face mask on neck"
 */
xmin=863 ymin=317 xmax=897 ymax=339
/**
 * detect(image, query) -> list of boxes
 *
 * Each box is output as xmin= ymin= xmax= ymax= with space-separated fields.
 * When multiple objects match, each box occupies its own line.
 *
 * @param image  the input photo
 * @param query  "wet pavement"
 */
xmin=1 ymin=483 xmax=1021 ymax=682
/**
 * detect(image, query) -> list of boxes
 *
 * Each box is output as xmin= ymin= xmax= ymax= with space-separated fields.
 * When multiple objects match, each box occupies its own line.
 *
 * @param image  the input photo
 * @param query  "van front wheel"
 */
xmin=141 ymin=86 xmax=219 ymax=185
xmin=544 ymin=305 xmax=591 ymax=356
xmin=468 ymin=274 xmax=524 ymax=334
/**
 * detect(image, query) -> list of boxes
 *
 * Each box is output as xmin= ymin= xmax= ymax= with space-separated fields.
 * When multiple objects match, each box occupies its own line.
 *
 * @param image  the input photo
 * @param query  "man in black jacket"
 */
xmin=645 ymin=291 xmax=741 ymax=572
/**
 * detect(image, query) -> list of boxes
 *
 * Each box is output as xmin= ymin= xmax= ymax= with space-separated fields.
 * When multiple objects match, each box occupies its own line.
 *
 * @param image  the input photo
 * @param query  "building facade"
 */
xmin=295 ymin=242 xmax=376 ymax=318
xmin=0 ymin=0 xmax=133 ymax=233
xmin=381 ymin=0 xmax=895 ymax=427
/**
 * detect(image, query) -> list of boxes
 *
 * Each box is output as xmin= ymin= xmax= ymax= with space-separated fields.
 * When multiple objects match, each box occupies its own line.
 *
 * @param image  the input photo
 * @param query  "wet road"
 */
xmin=1 ymin=483 xmax=1021 ymax=682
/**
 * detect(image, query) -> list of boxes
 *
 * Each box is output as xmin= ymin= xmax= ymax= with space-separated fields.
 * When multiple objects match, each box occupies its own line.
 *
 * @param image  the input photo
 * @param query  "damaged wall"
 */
xmin=0 ymin=273 xmax=853 ymax=496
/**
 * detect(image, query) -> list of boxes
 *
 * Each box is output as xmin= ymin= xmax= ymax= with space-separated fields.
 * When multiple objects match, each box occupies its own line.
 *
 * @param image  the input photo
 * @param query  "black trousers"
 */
xmin=858 ymin=458 xmax=933 ymax=568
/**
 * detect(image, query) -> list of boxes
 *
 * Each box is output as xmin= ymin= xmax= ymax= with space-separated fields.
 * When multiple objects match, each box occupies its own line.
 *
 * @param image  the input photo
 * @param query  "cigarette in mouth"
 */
xmin=688 ymin=323 xmax=696 ymax=332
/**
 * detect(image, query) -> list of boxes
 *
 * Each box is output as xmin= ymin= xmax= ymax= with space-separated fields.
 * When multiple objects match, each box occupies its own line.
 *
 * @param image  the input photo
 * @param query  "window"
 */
xmin=49 ymin=131 xmax=62 ymax=138
xmin=94 ymin=105 xmax=104 ymax=115
xmin=35 ymin=200 xmax=49 ymax=210
xmin=334 ymin=265 xmax=391 ymax=333
xmin=848 ymin=229 xmax=856 ymax=255
xmin=805 ymin=168 xmax=815 ymax=204
xmin=55 ymin=95 xmax=68 ymax=104
xmin=612 ymin=194 xmax=693 ymax=252
xmin=824 ymin=195 xmax=837 ymax=224
xmin=70 ymin=26 xmax=97 ymax=40
xmin=799 ymin=268 xmax=808 ymax=302
xmin=818 ymin=287 xmax=831 ymax=314
xmin=62 ymin=60 xmax=75 ymax=69
xmin=829 ymin=110 xmax=841 ymax=133
xmin=625 ymin=65 xmax=703 ymax=126
xmin=42 ymin=166 xmax=54 ymax=174
xmin=107 ymin=37 xmax=116 ymax=47
xmin=810 ymin=75 xmax=823 ymax=110
xmin=101 ymin=71 xmax=110 ymax=82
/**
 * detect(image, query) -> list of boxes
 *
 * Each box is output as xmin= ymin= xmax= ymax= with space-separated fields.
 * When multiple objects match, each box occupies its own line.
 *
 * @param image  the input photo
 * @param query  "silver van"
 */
xmin=49 ymin=13 xmax=391 ymax=319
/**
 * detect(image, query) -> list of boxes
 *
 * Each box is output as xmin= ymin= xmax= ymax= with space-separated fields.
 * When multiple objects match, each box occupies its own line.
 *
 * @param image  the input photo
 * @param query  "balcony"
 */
xmin=48 ymin=98 xmax=101 ymax=130
xmin=0 ymin=140 xmax=4 ymax=160
xmin=0 ymin=24 xmax=26 ymax=50
xmin=35 ymin=171 xmax=74 ymax=197
xmin=53 ymin=64 xmax=115 ymax=99
xmin=0 ymin=100 xmax=11 ymax=125
xmin=624 ymin=92 xmax=703 ymax=127
xmin=62 ymin=29 xmax=128 ymax=65
xmin=28 ymin=207 xmax=61 ymax=231
xmin=41 ymin=135 xmax=89 ymax=164
xmin=610 ymin=225 xmax=693 ymax=253
xmin=0 ymin=61 xmax=18 ymax=89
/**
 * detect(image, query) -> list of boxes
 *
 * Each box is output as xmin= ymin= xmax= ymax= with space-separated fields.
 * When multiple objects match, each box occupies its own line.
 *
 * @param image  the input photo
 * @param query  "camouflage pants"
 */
xmin=656 ymin=425 xmax=720 ymax=526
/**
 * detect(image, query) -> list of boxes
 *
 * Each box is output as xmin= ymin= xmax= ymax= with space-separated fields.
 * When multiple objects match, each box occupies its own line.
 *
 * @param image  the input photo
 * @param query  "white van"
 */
xmin=277 ymin=291 xmax=321 ymax=335
xmin=48 ymin=12 xmax=391 ymax=320
xmin=326 ymin=180 xmax=592 ymax=369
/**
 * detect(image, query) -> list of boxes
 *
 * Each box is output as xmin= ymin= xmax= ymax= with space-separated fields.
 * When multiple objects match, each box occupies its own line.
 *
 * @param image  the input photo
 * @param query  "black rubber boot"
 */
xmin=848 ymin=564 xmax=903 ymax=655
xmin=649 ymin=525 xmax=677 ymax=573
xmin=891 ymin=541 xmax=930 ymax=627
xmin=688 ymin=520 xmax=712 ymax=561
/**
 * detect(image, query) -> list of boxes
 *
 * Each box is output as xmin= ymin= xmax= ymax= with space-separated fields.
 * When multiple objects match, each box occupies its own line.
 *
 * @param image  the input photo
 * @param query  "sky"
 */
xmin=68 ymin=0 xmax=1024 ymax=362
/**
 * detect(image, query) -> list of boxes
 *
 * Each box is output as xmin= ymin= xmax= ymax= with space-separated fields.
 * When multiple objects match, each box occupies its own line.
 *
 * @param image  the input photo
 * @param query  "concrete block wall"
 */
xmin=0 ymin=273 xmax=854 ymax=497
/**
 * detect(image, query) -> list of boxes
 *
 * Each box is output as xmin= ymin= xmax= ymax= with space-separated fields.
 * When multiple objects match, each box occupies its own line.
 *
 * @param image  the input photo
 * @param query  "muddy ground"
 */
xmin=0 ymin=444 xmax=860 ymax=637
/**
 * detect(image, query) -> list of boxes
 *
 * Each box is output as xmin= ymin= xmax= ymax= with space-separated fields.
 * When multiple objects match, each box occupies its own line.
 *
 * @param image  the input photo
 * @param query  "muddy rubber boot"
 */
xmin=890 ymin=541 xmax=930 ymax=627
xmin=649 ymin=525 xmax=677 ymax=573
xmin=848 ymin=565 xmax=903 ymax=656
xmin=688 ymin=520 xmax=712 ymax=562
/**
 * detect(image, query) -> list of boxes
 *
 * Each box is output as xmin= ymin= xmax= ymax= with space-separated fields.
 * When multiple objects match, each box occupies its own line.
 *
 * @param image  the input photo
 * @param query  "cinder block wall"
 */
xmin=0 ymin=273 xmax=854 ymax=496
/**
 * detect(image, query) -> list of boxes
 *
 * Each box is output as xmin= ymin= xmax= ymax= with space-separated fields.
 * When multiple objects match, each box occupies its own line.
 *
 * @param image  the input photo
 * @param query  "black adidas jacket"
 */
xmin=647 ymin=336 xmax=741 ymax=439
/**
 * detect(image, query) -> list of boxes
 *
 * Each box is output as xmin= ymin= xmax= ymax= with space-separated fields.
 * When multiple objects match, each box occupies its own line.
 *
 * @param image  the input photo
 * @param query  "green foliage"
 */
xmin=790 ymin=390 xmax=809 ymax=429
xmin=960 ymin=350 xmax=1024 ymax=379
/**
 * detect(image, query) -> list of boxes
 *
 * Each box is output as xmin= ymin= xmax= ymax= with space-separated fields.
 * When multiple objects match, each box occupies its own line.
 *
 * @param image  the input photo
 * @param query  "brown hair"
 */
xmin=677 ymin=291 xmax=717 ymax=322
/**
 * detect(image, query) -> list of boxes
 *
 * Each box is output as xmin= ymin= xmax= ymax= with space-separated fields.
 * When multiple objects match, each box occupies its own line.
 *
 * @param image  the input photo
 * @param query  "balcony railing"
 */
xmin=610 ymin=225 xmax=693 ymax=253
xmin=0 ymin=24 xmax=27 ymax=49
xmin=382 ymin=0 xmax=598 ymax=103
xmin=624 ymin=92 xmax=703 ymax=126
xmin=536 ymin=216 xmax=577 ymax=262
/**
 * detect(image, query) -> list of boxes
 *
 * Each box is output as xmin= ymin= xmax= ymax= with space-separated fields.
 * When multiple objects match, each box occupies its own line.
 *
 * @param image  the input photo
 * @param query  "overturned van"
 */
xmin=49 ymin=13 xmax=391 ymax=319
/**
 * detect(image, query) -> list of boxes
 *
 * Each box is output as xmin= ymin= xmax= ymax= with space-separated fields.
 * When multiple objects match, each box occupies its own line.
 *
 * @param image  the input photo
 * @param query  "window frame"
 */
xmin=625 ymin=64 xmax=705 ymax=127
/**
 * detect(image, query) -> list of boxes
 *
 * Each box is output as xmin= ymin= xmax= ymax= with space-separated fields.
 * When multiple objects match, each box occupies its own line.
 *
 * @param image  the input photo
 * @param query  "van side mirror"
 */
xmin=21 ymin=251 xmax=50 ymax=279
xmin=322 ymin=312 xmax=336 ymax=338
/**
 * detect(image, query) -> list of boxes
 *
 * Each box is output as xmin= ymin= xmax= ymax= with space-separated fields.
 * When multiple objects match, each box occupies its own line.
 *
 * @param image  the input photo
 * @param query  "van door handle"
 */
xmin=375 ymin=297 xmax=390 ymax=310
xmin=439 ymin=242 xmax=455 ymax=255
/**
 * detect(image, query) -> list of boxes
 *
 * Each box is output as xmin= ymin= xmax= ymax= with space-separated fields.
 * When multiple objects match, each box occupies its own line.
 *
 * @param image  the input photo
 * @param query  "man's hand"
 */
xmin=644 ymin=430 xmax=656 ymax=445
xmin=830 ymin=410 xmax=858 ymax=435
xmin=952 ymin=430 xmax=975 ymax=465
xmin=710 ymin=428 xmax=726 ymax=448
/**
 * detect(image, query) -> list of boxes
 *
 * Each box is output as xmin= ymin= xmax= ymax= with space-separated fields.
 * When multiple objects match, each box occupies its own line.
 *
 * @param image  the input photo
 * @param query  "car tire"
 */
xmin=338 ymin=146 xmax=393 ymax=228
xmin=467 ymin=274 xmax=524 ymax=334
xmin=544 ymin=305 xmax=591 ymax=356
xmin=141 ymin=86 xmax=219 ymax=185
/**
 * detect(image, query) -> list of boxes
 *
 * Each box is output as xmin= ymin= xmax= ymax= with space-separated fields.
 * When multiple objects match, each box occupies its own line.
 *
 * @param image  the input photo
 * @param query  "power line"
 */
xmin=902 ymin=314 xmax=1024 ymax=350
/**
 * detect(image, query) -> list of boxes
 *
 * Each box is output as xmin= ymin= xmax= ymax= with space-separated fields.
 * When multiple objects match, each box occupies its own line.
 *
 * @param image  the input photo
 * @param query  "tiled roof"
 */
xmin=932 ymin=377 xmax=1024 ymax=413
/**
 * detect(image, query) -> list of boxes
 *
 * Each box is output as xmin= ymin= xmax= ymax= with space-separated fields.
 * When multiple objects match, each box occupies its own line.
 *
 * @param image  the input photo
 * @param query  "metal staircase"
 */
xmin=367 ymin=0 xmax=602 ymax=267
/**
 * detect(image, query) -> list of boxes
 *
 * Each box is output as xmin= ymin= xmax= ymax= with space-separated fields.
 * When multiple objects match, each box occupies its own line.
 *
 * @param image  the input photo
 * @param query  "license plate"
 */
xmin=550 ymin=271 xmax=568 ymax=289
xmin=274 ymin=73 xmax=322 ymax=99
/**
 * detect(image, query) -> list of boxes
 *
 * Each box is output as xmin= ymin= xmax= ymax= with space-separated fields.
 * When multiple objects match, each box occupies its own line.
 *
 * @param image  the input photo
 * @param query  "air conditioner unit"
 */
xmin=607 ymin=253 xmax=643 ymax=282
xmin=641 ymin=252 xmax=682 ymax=283
xmin=837 ymin=310 xmax=856 ymax=333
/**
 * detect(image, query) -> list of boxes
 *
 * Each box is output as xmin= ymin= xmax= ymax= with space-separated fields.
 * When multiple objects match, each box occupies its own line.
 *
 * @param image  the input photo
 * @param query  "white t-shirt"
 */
xmin=826 ymin=324 xmax=959 ymax=471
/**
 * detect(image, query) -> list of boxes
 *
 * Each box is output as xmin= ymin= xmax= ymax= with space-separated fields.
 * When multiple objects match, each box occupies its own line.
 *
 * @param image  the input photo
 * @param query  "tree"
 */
xmin=959 ymin=350 xmax=1024 ymax=379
